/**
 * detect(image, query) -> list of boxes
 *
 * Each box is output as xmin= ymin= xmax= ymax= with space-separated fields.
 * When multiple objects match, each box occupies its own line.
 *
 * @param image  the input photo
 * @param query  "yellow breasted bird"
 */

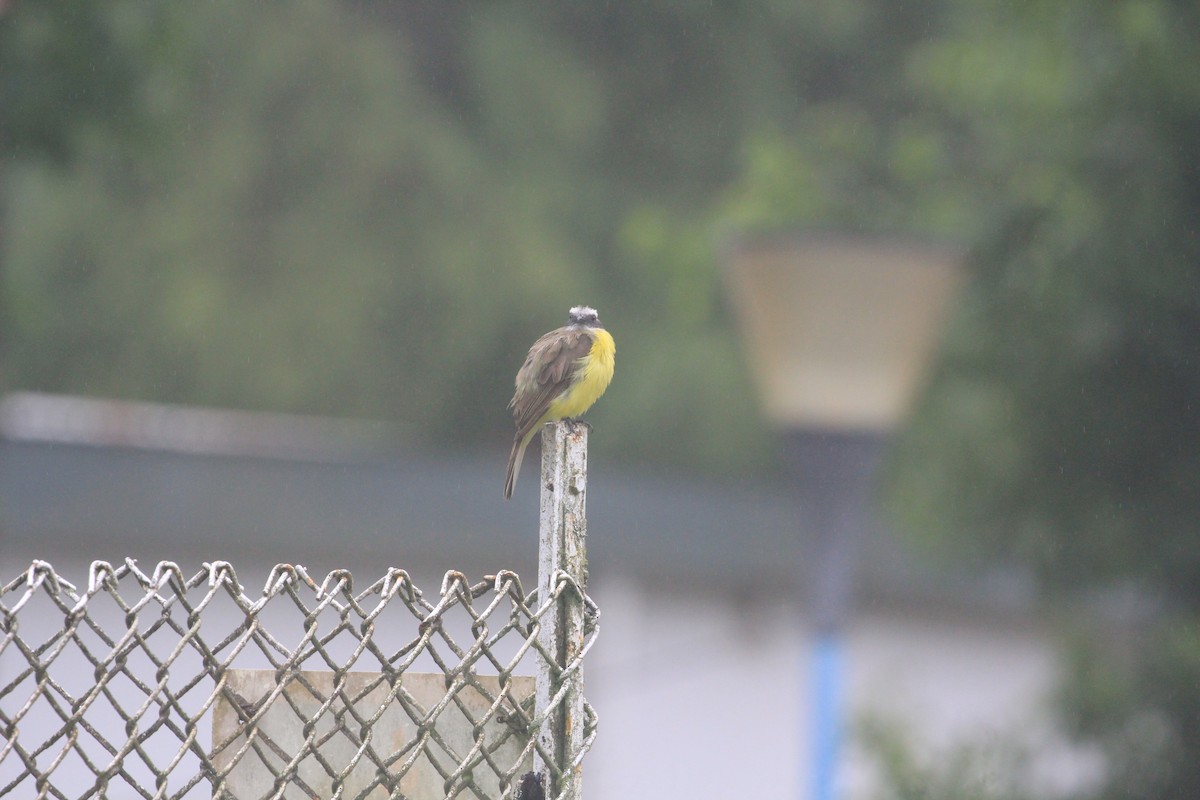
xmin=504 ymin=306 xmax=615 ymax=499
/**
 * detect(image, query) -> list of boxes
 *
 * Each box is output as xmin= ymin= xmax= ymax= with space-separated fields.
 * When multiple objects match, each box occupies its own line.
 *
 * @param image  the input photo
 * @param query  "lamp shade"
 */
xmin=725 ymin=234 xmax=962 ymax=431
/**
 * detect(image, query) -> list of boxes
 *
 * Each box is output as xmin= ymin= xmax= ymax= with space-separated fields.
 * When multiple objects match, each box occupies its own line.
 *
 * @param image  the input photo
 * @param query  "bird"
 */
xmin=504 ymin=305 xmax=615 ymax=499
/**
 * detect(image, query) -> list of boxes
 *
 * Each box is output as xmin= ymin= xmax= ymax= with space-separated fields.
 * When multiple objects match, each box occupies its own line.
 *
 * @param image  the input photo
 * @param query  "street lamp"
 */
xmin=724 ymin=233 xmax=962 ymax=800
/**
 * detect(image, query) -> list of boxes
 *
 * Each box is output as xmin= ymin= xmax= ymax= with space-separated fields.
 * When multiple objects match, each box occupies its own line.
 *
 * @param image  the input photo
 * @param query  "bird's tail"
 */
xmin=503 ymin=431 xmax=534 ymax=499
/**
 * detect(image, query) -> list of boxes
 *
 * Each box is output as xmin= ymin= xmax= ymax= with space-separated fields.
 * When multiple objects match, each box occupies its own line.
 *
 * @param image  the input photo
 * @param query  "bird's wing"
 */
xmin=510 ymin=328 xmax=594 ymax=438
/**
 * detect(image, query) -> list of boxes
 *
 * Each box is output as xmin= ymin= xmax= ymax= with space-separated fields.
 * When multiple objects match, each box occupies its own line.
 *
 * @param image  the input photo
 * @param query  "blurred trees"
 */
xmin=0 ymin=0 xmax=178 ymax=390
xmin=3 ymin=0 xmax=587 ymax=448
xmin=0 ymin=1 xmax=175 ymax=163
xmin=896 ymin=5 xmax=1200 ymax=797
xmin=0 ymin=1 xmax=989 ymax=480
xmin=2 ymin=0 xmax=796 ymax=473
xmin=859 ymin=717 xmax=1034 ymax=800
xmin=723 ymin=1 xmax=1200 ymax=797
xmin=0 ymin=1 xmax=988 ymax=477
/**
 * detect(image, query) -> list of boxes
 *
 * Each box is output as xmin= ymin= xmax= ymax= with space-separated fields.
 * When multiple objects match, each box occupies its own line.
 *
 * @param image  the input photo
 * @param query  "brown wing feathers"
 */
xmin=510 ymin=329 xmax=593 ymax=442
xmin=503 ymin=328 xmax=594 ymax=498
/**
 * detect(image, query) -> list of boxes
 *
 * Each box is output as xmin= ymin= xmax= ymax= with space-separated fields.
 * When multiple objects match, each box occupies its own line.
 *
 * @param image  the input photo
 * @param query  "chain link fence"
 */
xmin=0 ymin=559 xmax=598 ymax=800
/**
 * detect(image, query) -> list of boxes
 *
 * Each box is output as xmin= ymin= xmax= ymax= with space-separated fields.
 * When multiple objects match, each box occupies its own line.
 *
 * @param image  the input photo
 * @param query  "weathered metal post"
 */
xmin=534 ymin=421 xmax=588 ymax=799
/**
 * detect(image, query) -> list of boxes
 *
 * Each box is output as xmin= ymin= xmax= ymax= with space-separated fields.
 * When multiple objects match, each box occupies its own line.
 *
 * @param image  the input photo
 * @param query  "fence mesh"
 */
xmin=0 ymin=560 xmax=598 ymax=800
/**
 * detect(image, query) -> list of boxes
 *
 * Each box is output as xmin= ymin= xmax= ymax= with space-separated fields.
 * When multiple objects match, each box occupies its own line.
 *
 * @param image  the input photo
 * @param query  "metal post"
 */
xmin=535 ymin=421 xmax=588 ymax=799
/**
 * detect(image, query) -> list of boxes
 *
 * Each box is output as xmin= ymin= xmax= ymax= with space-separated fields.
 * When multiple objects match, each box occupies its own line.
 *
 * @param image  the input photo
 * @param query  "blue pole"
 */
xmin=811 ymin=630 xmax=842 ymax=800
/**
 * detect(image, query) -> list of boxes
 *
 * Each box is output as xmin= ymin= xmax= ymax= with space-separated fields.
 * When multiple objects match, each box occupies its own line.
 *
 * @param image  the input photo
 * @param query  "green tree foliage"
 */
xmin=0 ymin=1 xmax=175 ymax=162
xmin=2 ymin=0 xmax=808 ymax=473
xmin=894 ymin=20 xmax=1200 ymax=796
xmin=4 ymin=0 xmax=584 ymax=443
xmin=725 ymin=1 xmax=1200 ymax=796
xmin=892 ymin=1 xmax=1200 ymax=594
xmin=859 ymin=717 xmax=1036 ymax=800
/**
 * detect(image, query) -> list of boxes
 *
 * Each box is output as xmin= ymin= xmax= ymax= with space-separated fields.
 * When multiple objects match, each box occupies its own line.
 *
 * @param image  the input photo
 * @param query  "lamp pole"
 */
xmin=724 ymin=233 xmax=961 ymax=800
xmin=785 ymin=428 xmax=886 ymax=800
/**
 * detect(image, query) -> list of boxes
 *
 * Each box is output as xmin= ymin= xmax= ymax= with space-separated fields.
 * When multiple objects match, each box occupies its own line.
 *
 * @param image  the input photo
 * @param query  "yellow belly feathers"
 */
xmin=546 ymin=327 xmax=615 ymax=420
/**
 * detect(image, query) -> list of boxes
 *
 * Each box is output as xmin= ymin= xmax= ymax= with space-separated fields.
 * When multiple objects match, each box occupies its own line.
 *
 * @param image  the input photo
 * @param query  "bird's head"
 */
xmin=567 ymin=306 xmax=601 ymax=327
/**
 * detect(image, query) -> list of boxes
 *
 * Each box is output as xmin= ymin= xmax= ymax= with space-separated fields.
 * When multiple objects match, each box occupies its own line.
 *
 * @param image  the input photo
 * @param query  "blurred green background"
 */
xmin=2 ymin=1 xmax=1198 ymax=797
